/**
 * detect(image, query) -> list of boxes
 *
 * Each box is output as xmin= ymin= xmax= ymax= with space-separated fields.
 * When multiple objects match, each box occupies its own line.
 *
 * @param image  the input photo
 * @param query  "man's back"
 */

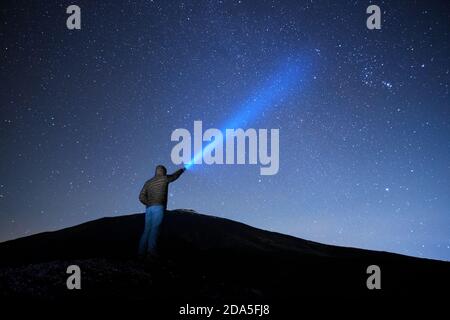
xmin=139 ymin=166 xmax=184 ymax=209
xmin=140 ymin=175 xmax=170 ymax=208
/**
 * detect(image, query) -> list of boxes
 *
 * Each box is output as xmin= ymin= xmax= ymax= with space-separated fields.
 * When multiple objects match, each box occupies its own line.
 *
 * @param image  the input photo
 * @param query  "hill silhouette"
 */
xmin=0 ymin=209 xmax=449 ymax=302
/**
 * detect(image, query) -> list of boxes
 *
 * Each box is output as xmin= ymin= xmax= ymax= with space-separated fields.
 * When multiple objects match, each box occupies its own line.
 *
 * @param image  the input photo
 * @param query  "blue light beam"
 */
xmin=185 ymin=59 xmax=306 ymax=169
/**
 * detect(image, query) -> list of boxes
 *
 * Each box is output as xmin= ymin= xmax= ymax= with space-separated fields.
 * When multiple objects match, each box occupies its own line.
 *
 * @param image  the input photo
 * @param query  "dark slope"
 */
xmin=0 ymin=209 xmax=448 ymax=301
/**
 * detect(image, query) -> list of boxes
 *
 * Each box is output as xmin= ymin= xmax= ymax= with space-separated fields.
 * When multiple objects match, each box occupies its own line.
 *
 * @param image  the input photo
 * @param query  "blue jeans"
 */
xmin=138 ymin=205 xmax=164 ymax=255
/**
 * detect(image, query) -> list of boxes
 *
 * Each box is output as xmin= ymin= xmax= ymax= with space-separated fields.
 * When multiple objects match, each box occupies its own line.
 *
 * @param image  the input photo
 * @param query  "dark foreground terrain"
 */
xmin=0 ymin=209 xmax=449 ymax=309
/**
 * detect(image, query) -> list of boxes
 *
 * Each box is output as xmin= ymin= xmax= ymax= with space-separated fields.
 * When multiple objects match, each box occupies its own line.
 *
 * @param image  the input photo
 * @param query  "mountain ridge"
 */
xmin=0 ymin=209 xmax=449 ymax=300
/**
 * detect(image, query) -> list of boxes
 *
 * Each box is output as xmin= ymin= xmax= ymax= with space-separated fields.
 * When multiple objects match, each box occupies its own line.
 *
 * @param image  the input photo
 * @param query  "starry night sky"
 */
xmin=1 ymin=0 xmax=449 ymax=260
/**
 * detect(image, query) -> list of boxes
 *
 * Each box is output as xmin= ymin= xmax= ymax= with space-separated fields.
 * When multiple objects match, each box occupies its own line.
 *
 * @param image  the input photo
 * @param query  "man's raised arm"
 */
xmin=167 ymin=167 xmax=186 ymax=183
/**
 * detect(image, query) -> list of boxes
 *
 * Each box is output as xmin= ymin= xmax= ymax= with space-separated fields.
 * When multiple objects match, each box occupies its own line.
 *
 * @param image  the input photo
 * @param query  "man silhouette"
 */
xmin=138 ymin=165 xmax=186 ymax=256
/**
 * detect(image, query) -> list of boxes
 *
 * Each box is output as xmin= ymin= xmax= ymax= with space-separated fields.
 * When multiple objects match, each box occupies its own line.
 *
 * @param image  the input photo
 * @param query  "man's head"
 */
xmin=155 ymin=165 xmax=167 ymax=176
